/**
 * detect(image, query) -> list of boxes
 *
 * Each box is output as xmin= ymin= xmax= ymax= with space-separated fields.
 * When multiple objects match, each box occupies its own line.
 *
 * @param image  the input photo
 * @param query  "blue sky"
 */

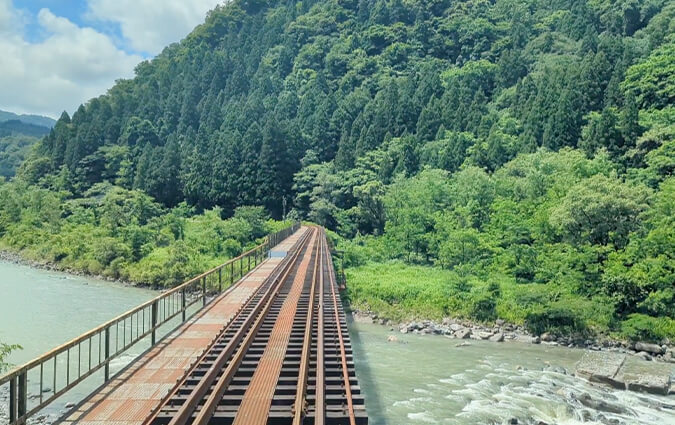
xmin=0 ymin=0 xmax=223 ymax=117
xmin=19 ymin=1 xmax=90 ymax=35
xmin=17 ymin=0 xmax=130 ymax=54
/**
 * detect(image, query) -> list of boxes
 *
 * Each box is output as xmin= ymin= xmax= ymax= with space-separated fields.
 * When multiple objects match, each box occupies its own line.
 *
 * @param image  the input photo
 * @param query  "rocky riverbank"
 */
xmin=352 ymin=310 xmax=675 ymax=364
xmin=0 ymin=385 xmax=63 ymax=425
xmin=0 ymin=249 xmax=138 ymax=288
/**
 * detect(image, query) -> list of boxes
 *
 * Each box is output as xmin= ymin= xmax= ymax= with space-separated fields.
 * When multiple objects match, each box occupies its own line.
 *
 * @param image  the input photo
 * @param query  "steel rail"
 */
xmin=291 ymin=226 xmax=321 ymax=425
xmin=160 ymin=227 xmax=317 ymax=425
xmin=314 ymin=231 xmax=326 ymax=425
xmin=327 ymin=228 xmax=357 ymax=425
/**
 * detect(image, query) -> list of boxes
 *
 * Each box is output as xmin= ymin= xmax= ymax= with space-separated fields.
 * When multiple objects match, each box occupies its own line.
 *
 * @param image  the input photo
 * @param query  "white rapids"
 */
xmin=349 ymin=321 xmax=675 ymax=425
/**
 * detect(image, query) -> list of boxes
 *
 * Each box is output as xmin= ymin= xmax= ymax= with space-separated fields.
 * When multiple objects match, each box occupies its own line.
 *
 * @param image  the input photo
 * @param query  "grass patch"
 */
xmin=345 ymin=261 xmax=652 ymax=339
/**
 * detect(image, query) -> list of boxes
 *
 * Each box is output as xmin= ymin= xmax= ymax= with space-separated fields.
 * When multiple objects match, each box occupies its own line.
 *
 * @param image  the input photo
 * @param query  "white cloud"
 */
xmin=0 ymin=0 xmax=223 ymax=118
xmin=0 ymin=0 xmax=25 ymax=35
xmin=0 ymin=2 xmax=142 ymax=118
xmin=87 ymin=0 xmax=224 ymax=55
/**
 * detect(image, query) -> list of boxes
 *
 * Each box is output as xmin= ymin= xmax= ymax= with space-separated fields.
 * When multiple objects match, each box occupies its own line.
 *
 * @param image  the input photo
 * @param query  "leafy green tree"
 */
xmin=353 ymin=180 xmax=385 ymax=235
xmin=550 ymin=175 xmax=650 ymax=248
xmin=622 ymin=41 xmax=675 ymax=108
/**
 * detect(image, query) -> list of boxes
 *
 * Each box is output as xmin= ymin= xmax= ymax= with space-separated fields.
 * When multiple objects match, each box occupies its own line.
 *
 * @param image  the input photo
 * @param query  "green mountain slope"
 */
xmin=7 ymin=0 xmax=675 ymax=340
xmin=0 ymin=112 xmax=53 ymax=178
xmin=25 ymin=0 xmax=672 ymax=214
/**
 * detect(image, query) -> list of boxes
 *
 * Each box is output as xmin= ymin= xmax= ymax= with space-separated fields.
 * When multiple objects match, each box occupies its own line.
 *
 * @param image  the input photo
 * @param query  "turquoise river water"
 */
xmin=0 ymin=260 xmax=673 ymax=425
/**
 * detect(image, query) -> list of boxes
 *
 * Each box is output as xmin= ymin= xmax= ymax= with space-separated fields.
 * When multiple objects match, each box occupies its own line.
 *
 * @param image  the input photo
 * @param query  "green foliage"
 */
xmin=0 ymin=181 xmax=280 ymax=287
xmin=0 ymin=134 xmax=40 ymax=178
xmin=525 ymin=306 xmax=588 ymax=336
xmin=549 ymin=175 xmax=650 ymax=248
xmin=622 ymin=40 xmax=675 ymax=109
xmin=340 ymin=147 xmax=673 ymax=341
xmin=0 ymin=341 xmax=21 ymax=373
xmin=619 ymin=314 xmax=675 ymax=342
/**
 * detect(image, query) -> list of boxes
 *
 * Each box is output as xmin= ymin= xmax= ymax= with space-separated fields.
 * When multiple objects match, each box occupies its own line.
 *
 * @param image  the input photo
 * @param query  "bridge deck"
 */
xmin=60 ymin=227 xmax=309 ymax=425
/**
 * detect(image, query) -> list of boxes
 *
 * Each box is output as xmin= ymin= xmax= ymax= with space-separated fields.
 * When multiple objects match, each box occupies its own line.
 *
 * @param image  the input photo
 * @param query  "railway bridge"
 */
xmin=1 ymin=225 xmax=367 ymax=425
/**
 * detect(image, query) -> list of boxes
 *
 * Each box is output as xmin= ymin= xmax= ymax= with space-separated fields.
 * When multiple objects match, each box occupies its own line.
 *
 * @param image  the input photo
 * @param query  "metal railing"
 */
xmin=0 ymin=222 xmax=300 ymax=425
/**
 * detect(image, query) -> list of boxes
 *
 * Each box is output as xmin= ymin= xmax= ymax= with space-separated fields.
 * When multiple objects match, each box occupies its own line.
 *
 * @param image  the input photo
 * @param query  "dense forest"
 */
xmin=2 ymin=0 xmax=674 ymax=341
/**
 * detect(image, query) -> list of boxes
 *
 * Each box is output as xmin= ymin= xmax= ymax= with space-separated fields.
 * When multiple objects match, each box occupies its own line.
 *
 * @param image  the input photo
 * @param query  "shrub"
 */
xmin=470 ymin=296 xmax=497 ymax=322
xmin=619 ymin=314 xmax=675 ymax=342
xmin=525 ymin=306 xmax=587 ymax=336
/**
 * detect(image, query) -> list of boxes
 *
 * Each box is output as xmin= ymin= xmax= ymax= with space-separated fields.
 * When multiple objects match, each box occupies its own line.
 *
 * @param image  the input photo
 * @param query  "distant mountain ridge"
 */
xmin=0 ymin=110 xmax=55 ymax=129
xmin=0 ymin=120 xmax=52 ymax=138
xmin=0 ymin=110 xmax=53 ymax=178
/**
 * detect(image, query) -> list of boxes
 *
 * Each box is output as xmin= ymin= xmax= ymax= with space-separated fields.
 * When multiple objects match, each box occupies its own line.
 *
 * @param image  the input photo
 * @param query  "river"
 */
xmin=1 ymin=260 xmax=673 ymax=425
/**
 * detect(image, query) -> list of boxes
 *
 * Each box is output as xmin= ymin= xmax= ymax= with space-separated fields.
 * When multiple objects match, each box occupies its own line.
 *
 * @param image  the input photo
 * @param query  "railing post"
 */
xmin=181 ymin=288 xmax=186 ymax=322
xmin=218 ymin=268 xmax=222 ymax=292
xmin=151 ymin=301 xmax=158 ymax=346
xmin=104 ymin=327 xmax=110 ymax=382
xmin=248 ymin=253 xmax=251 ymax=271
xmin=230 ymin=262 xmax=234 ymax=285
xmin=9 ymin=376 xmax=17 ymax=424
xmin=202 ymin=277 xmax=206 ymax=306
xmin=18 ymin=371 xmax=27 ymax=422
xmin=240 ymin=257 xmax=243 ymax=278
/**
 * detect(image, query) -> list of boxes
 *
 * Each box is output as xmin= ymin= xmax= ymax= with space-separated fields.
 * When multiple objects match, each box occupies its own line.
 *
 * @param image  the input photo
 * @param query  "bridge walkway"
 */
xmin=60 ymin=227 xmax=309 ymax=425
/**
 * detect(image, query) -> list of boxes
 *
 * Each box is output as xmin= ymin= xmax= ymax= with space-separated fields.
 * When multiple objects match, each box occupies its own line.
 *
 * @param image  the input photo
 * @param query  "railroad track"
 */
xmin=144 ymin=227 xmax=367 ymax=425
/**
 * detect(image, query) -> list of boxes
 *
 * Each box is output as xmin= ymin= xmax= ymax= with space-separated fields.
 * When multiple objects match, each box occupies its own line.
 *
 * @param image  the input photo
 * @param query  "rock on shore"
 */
xmin=575 ymin=351 xmax=673 ymax=395
xmin=352 ymin=309 xmax=675 ymax=365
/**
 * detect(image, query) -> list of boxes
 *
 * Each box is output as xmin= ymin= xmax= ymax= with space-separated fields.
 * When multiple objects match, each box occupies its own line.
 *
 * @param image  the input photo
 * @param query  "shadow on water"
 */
xmin=347 ymin=311 xmax=389 ymax=425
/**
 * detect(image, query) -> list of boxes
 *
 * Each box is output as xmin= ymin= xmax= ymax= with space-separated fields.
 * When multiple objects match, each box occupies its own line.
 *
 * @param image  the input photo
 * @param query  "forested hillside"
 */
xmin=0 ymin=111 xmax=53 ymax=178
xmin=5 ymin=0 xmax=674 ymax=340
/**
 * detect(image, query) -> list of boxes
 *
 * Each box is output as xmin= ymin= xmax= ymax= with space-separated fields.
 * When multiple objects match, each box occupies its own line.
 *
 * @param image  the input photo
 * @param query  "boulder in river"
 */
xmin=353 ymin=312 xmax=374 ymax=324
xmin=489 ymin=332 xmax=505 ymax=342
xmin=617 ymin=360 xmax=673 ymax=395
xmin=478 ymin=331 xmax=493 ymax=340
xmin=576 ymin=392 xmax=632 ymax=415
xmin=540 ymin=332 xmax=556 ymax=342
xmin=634 ymin=351 xmax=652 ymax=361
xmin=575 ymin=351 xmax=625 ymax=389
xmin=577 ymin=350 xmax=674 ymax=395
xmin=664 ymin=350 xmax=675 ymax=363
xmin=634 ymin=342 xmax=665 ymax=355
xmin=623 ymin=373 xmax=671 ymax=395
xmin=455 ymin=329 xmax=472 ymax=339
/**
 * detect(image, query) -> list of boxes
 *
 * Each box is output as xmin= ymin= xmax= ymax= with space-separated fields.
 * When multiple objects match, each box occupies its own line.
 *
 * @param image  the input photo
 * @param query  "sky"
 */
xmin=0 ymin=0 xmax=225 ymax=118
